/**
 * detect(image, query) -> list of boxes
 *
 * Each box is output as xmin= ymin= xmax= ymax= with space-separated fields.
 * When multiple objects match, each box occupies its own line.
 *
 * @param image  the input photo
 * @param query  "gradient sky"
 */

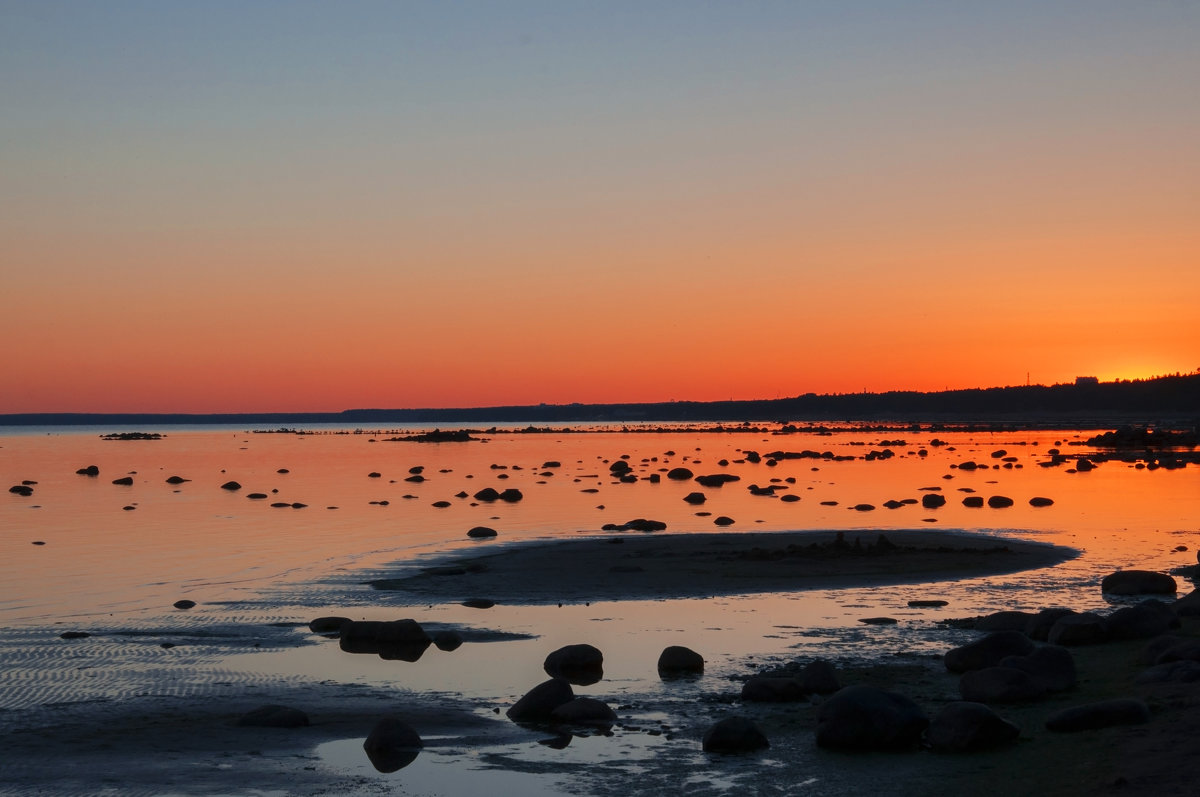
xmin=3 ymin=1 xmax=1197 ymax=413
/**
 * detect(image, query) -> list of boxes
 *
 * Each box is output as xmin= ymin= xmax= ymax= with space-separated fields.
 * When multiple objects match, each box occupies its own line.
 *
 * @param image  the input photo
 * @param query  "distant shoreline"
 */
xmin=2 ymin=374 xmax=1197 ymax=428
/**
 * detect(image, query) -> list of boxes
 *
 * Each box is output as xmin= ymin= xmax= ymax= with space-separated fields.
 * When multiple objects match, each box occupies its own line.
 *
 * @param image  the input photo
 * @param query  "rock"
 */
xmin=173 ymin=599 xmax=196 ymax=610
xmin=111 ymin=476 xmax=134 ymax=486
xmin=308 ymin=616 xmax=351 ymax=636
xmin=959 ymin=667 xmax=1046 ymax=703
xmin=1135 ymin=660 xmax=1200 ymax=684
xmin=975 ymin=611 xmax=1035 ymax=633
xmin=860 ymin=617 xmax=897 ymax=625
xmin=247 ymin=492 xmax=268 ymax=499
xmin=549 ymin=697 xmax=617 ymax=728
xmin=219 ymin=480 xmax=241 ymax=490
xmin=987 ymin=495 xmax=1014 ymax=508
xmin=926 ymin=702 xmax=1020 ymax=752
xmin=507 ymin=678 xmax=575 ymax=721
xmin=236 ymin=704 xmax=309 ymax=728
xmin=1029 ymin=496 xmax=1054 ymax=507
xmin=1047 ymin=612 xmax=1109 ymax=646
xmin=467 ymin=526 xmax=497 ymax=538
xmin=9 ymin=485 xmax=34 ymax=496
xmin=622 ymin=518 xmax=666 ymax=532
xmin=473 ymin=488 xmax=502 ymax=502
xmin=1044 ymin=699 xmax=1151 ymax=732
xmin=367 ymin=471 xmax=381 ymax=478
xmin=544 ymin=644 xmax=603 ymax=685
xmin=909 ymin=600 xmax=949 ymax=608
xmin=944 ymin=631 xmax=1035 ymax=673
xmin=1105 ymin=599 xmax=1179 ymax=640
xmin=999 ymin=645 xmax=1077 ymax=692
xmin=713 ymin=516 xmax=735 ymax=526
xmin=695 ymin=474 xmax=740 ymax=487
xmin=1174 ymin=590 xmax=1200 ymax=617
xmin=921 ymin=493 xmax=946 ymax=509
xmin=799 ymin=660 xmax=842 ymax=694
xmin=815 ymin=685 xmax=928 ymax=751
xmin=702 ymin=716 xmax=770 ymax=754
xmin=433 ymin=630 xmax=463 ymax=651
xmin=499 ymin=488 xmax=523 ymax=502
xmin=851 ymin=503 xmax=876 ymax=511
xmin=657 ymin=645 xmax=704 ymax=676
xmin=165 ymin=475 xmax=189 ymax=484
xmin=1140 ymin=635 xmax=1184 ymax=665
xmin=682 ymin=492 xmax=707 ymax=504
xmin=1152 ymin=639 xmax=1200 ymax=664
xmin=59 ymin=631 xmax=91 ymax=639
xmin=1024 ymin=608 xmax=1076 ymax=641
xmin=363 ymin=717 xmax=423 ymax=772
xmin=741 ymin=676 xmax=806 ymax=702
xmin=462 ymin=598 xmax=495 ymax=609
xmin=76 ymin=465 xmax=100 ymax=476
xmin=667 ymin=467 xmax=694 ymax=480
xmin=1101 ymin=570 xmax=1177 ymax=596
xmin=339 ymin=619 xmax=431 ymax=661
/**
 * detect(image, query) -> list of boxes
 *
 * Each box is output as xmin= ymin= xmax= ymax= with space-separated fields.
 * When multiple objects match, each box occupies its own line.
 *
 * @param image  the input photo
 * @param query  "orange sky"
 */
xmin=2 ymin=3 xmax=1197 ymax=413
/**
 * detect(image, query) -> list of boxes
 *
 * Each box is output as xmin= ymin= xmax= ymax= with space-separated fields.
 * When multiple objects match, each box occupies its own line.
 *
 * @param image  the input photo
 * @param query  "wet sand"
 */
xmin=369 ymin=529 xmax=1079 ymax=604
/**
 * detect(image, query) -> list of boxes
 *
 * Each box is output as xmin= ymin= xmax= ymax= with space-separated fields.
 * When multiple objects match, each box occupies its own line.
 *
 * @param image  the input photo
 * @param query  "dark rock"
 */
xmin=667 ymin=467 xmax=694 ymax=480
xmin=1025 ymin=608 xmax=1076 ymax=641
xmin=702 ymin=716 xmax=769 ymax=754
xmin=363 ymin=717 xmax=422 ymax=772
xmin=944 ymin=631 xmax=1034 ymax=673
xmin=815 ymin=685 xmax=928 ymax=750
xmin=657 ymin=645 xmax=704 ymax=676
xmin=682 ymin=492 xmax=707 ymax=505
xmin=1101 ymin=570 xmax=1177 ymax=596
xmin=860 ymin=617 xmax=897 ymax=625
xmin=9 ymin=485 xmax=34 ymax=496
xmin=111 ymin=476 xmax=134 ymax=486
xmin=1140 ymin=635 xmax=1184 ymax=665
xmin=909 ymin=600 xmax=949 ymax=608
xmin=368 ymin=472 xmax=381 ymax=478
xmin=59 ymin=631 xmax=91 ymax=640
xmin=962 ymin=496 xmax=985 ymax=508
xmin=431 ymin=500 xmax=451 ymax=508
xmin=1044 ymin=699 xmax=1150 ymax=732
xmin=544 ymin=644 xmax=603 ymax=685
xmin=173 ymin=599 xmax=196 ymax=610
xmin=462 ymin=598 xmax=495 ymax=609
xmin=308 ymin=616 xmax=351 ymax=636
xmin=1106 ymin=599 xmax=1179 ymax=640
xmin=780 ymin=494 xmax=801 ymax=503
xmin=987 ymin=495 xmax=1014 ymax=508
xmin=851 ymin=503 xmax=875 ymax=511
xmin=165 ymin=475 xmax=189 ymax=484
xmin=921 ymin=493 xmax=946 ymax=509
xmin=713 ymin=516 xmax=735 ymax=526
xmin=1135 ymin=660 xmax=1200 ymax=684
xmin=247 ymin=492 xmax=268 ymax=499
xmin=339 ymin=619 xmax=431 ymax=661
xmin=800 ymin=660 xmax=842 ymax=694
xmin=550 ymin=697 xmax=617 ymax=728
xmin=695 ymin=474 xmax=740 ymax=487
xmin=473 ymin=488 xmax=502 ymax=502
xmin=975 ymin=611 xmax=1035 ymax=633
xmin=467 ymin=526 xmax=498 ymax=538
xmin=236 ymin=704 xmax=309 ymax=728
xmin=1047 ymin=612 xmax=1109 ymax=646
xmin=433 ymin=630 xmax=463 ymax=651
xmin=959 ymin=666 xmax=1046 ymax=703
xmin=1175 ymin=590 xmax=1200 ymax=617
xmin=1000 ymin=645 xmax=1077 ymax=692
xmin=741 ymin=676 xmax=806 ymax=702
xmin=1153 ymin=639 xmax=1200 ymax=664
xmin=1029 ymin=496 xmax=1054 ymax=507
xmin=926 ymin=701 xmax=1020 ymax=752
xmin=507 ymin=678 xmax=575 ymax=721
xmin=77 ymin=465 xmax=100 ymax=476
xmin=220 ymin=481 xmax=241 ymax=490
xmin=622 ymin=518 xmax=666 ymax=532
xmin=499 ymin=488 xmax=523 ymax=502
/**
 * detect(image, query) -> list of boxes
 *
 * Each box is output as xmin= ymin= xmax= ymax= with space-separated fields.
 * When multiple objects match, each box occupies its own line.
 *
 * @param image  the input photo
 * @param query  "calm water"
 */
xmin=2 ymin=423 xmax=1197 ymax=793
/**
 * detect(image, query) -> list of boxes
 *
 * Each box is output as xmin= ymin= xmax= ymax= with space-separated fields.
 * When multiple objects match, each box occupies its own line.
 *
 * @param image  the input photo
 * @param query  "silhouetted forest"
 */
xmin=3 ymin=373 xmax=1197 ymax=428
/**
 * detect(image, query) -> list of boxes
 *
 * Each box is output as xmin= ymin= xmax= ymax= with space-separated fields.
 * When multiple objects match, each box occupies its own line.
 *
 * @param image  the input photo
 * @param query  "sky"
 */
xmin=2 ymin=1 xmax=1198 ymax=413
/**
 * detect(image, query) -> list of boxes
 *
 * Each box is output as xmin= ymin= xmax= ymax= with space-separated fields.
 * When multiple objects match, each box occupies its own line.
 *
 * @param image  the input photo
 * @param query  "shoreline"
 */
xmin=368 ymin=529 xmax=1080 ymax=605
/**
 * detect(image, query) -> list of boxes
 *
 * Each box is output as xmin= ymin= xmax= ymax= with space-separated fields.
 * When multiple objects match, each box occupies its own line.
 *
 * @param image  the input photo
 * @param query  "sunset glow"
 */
xmin=2 ymin=2 xmax=1197 ymax=413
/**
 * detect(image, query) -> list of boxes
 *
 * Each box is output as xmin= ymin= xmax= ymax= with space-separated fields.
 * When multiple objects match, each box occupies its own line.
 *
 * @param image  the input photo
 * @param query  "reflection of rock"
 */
xmin=363 ymin=717 xmax=423 ymax=772
xmin=236 ymin=704 xmax=309 ymax=728
xmin=340 ymin=619 xmax=432 ymax=661
xmin=702 ymin=716 xmax=769 ymax=753
xmin=544 ymin=644 xmax=603 ymax=685
xmin=433 ymin=630 xmax=463 ymax=651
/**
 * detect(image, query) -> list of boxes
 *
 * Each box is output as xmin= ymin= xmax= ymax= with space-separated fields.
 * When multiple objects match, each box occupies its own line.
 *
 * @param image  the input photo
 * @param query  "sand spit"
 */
xmin=368 ymin=529 xmax=1079 ymax=604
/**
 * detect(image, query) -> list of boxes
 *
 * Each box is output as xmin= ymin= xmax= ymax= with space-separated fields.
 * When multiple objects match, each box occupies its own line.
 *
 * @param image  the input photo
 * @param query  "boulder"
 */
xmin=462 ymin=598 xmax=495 ymax=609
xmin=165 ymin=475 xmax=189 ymax=484
xmin=1101 ymin=570 xmax=1177 ymax=596
xmin=550 ymin=697 xmax=617 ymax=728
xmin=473 ymin=488 xmax=501 ymax=502
xmin=1047 ymin=612 xmax=1109 ymax=646
xmin=499 ymin=488 xmax=523 ymax=502
xmin=111 ymin=476 xmax=134 ymax=486
xmin=1000 ymin=645 xmax=1077 ymax=692
xmin=975 ymin=611 xmax=1035 ymax=633
xmin=667 ymin=467 xmax=694 ymax=480
xmin=799 ymin=660 xmax=842 ymax=694
xmin=1173 ymin=590 xmax=1200 ymax=617
xmin=815 ymin=685 xmax=928 ymax=751
xmin=507 ymin=678 xmax=574 ymax=721
xmin=962 ymin=496 xmax=985 ymax=508
xmin=959 ymin=667 xmax=1046 ymax=703
xmin=236 ymin=704 xmax=309 ymax=728
xmin=657 ymin=645 xmax=704 ymax=676
xmin=695 ymin=474 xmax=740 ymax=487
xmin=702 ymin=716 xmax=769 ymax=754
xmin=432 ymin=630 xmax=463 ymax=651
xmin=173 ymin=599 xmax=196 ymax=610
xmin=926 ymin=702 xmax=1020 ymax=752
xmin=713 ymin=516 xmax=735 ymax=526
xmin=1044 ymin=699 xmax=1151 ymax=732
xmin=741 ymin=676 xmax=805 ymax=703
xmin=467 ymin=526 xmax=497 ymax=538
xmin=308 ymin=616 xmax=351 ymax=636
xmin=1024 ymin=608 xmax=1076 ymax=641
xmin=921 ymin=493 xmax=946 ymax=509
xmin=1135 ymin=660 xmax=1200 ymax=685
xmin=339 ymin=619 xmax=431 ymax=661
xmin=363 ymin=717 xmax=422 ymax=772
xmin=77 ymin=465 xmax=100 ymax=476
xmin=1105 ymin=599 xmax=1179 ymax=640
xmin=1029 ymin=496 xmax=1055 ymax=507
xmin=682 ymin=492 xmax=707 ymax=505
xmin=1152 ymin=639 xmax=1200 ymax=664
xmin=987 ymin=495 xmax=1014 ymax=508
xmin=944 ymin=631 xmax=1034 ymax=673
xmin=544 ymin=643 xmax=604 ymax=685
